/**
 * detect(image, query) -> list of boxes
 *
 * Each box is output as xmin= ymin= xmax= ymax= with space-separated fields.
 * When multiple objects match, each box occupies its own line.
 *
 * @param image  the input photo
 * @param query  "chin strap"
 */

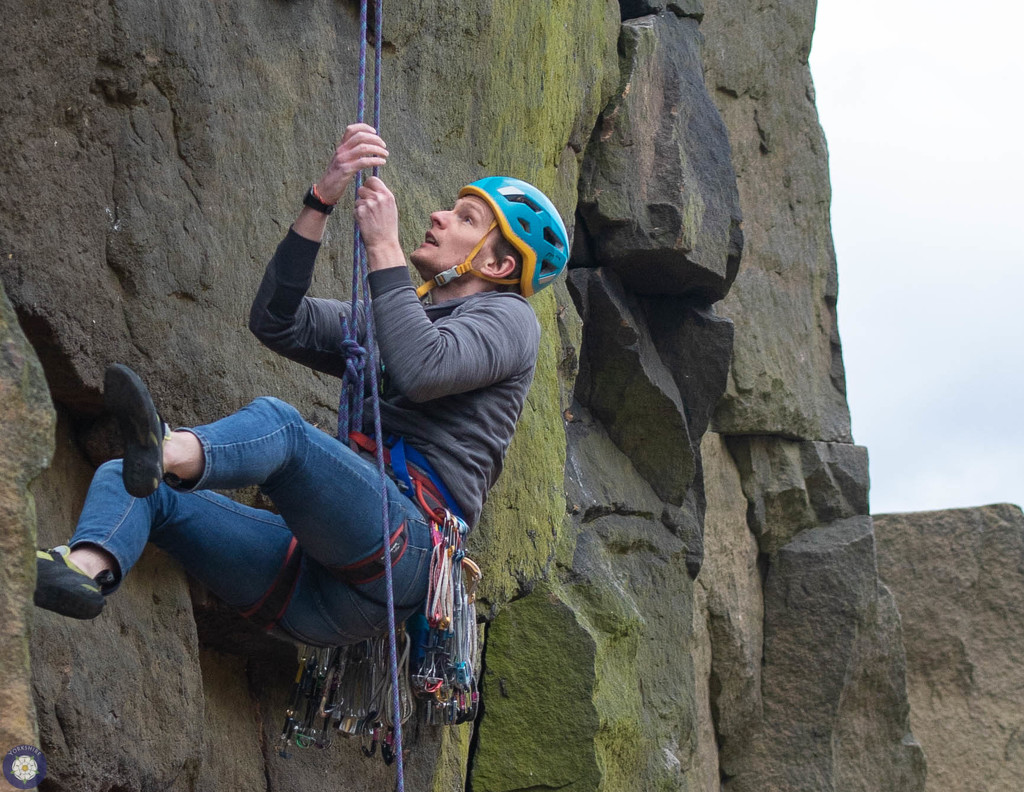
xmin=415 ymin=221 xmax=517 ymax=299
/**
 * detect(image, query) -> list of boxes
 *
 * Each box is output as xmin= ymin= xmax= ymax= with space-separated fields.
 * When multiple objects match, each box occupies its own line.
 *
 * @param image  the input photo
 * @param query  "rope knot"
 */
xmin=339 ymin=315 xmax=367 ymax=381
xmin=337 ymin=315 xmax=368 ymax=442
xmin=340 ymin=335 xmax=367 ymax=383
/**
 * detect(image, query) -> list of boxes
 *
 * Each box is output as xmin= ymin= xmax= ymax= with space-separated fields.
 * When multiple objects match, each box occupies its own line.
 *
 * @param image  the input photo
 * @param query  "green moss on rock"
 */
xmin=471 ymin=584 xmax=601 ymax=792
xmin=441 ymin=0 xmax=619 ymax=607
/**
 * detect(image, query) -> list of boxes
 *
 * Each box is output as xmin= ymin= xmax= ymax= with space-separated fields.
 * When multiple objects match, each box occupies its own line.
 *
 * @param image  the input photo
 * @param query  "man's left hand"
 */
xmin=356 ymin=177 xmax=406 ymax=271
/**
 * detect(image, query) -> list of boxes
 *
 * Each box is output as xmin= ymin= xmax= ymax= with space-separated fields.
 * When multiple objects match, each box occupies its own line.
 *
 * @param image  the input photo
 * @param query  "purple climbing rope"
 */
xmin=336 ymin=1 xmax=407 ymax=789
xmin=337 ymin=0 xmax=371 ymax=439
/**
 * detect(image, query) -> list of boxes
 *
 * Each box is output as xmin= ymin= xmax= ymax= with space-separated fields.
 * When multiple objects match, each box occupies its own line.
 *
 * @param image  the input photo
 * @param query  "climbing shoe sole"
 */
xmin=34 ymin=548 xmax=106 ymax=620
xmin=104 ymin=364 xmax=166 ymax=498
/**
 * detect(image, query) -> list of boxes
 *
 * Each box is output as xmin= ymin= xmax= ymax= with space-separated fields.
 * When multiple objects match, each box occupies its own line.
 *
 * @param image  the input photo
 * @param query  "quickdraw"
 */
xmin=410 ymin=509 xmax=480 ymax=726
xmin=278 ymin=628 xmax=413 ymax=764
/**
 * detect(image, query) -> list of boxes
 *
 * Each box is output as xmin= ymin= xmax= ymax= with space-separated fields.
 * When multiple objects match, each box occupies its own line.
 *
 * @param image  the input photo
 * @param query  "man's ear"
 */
xmin=477 ymin=253 xmax=517 ymax=280
xmin=491 ymin=254 xmax=517 ymax=280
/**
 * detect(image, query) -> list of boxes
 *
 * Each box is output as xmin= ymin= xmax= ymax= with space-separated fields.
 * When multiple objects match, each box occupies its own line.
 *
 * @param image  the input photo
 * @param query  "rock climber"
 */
xmin=33 ymin=123 xmax=569 ymax=647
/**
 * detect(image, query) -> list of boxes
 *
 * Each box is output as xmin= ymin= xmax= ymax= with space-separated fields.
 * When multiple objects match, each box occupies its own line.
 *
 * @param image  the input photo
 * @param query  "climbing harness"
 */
xmin=240 ymin=537 xmax=302 ymax=630
xmin=327 ymin=520 xmax=408 ymax=586
xmin=348 ymin=431 xmax=466 ymax=523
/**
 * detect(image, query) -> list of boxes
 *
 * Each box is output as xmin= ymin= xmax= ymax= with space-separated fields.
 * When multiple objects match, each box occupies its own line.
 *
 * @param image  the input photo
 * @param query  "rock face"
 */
xmin=693 ymin=0 xmax=924 ymax=787
xmin=701 ymin=0 xmax=851 ymax=443
xmin=875 ymin=505 xmax=1024 ymax=792
xmin=0 ymin=281 xmax=55 ymax=757
xmin=0 ymin=1 xmax=934 ymax=791
xmin=30 ymin=415 xmax=205 ymax=791
xmin=722 ymin=517 xmax=924 ymax=791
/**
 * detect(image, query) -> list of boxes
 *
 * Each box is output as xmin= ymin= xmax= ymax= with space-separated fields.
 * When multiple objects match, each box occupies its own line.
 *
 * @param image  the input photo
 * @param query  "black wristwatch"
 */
xmin=303 ymin=185 xmax=335 ymax=215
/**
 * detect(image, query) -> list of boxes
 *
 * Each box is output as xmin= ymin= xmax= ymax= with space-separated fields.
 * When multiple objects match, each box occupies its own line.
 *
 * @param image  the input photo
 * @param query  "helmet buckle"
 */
xmin=432 ymin=267 xmax=462 ymax=287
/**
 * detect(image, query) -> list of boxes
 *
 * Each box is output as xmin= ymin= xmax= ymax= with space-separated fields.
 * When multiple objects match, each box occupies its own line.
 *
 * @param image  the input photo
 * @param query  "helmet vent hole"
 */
xmin=540 ymin=257 xmax=560 ymax=276
xmin=543 ymin=227 xmax=564 ymax=250
xmin=518 ymin=217 xmax=531 ymax=234
xmin=502 ymin=191 xmax=543 ymax=213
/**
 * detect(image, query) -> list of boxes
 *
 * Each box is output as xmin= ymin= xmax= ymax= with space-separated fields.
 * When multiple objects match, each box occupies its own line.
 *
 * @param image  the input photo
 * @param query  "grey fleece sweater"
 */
xmin=249 ymin=229 xmax=541 ymax=527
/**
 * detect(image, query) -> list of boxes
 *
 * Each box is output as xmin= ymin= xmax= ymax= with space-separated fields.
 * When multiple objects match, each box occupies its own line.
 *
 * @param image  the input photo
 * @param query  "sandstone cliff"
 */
xmin=876 ymin=505 xmax=1024 ymax=792
xmin=1 ymin=1 xmax=933 ymax=790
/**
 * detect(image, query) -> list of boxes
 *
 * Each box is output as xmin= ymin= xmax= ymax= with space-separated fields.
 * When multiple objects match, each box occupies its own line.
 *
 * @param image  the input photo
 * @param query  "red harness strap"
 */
xmin=241 ymin=536 xmax=303 ymax=630
xmin=326 ymin=521 xmax=409 ymax=586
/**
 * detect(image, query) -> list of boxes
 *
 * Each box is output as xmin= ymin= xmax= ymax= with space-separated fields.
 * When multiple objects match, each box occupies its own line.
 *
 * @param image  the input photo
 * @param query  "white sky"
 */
xmin=809 ymin=0 xmax=1024 ymax=514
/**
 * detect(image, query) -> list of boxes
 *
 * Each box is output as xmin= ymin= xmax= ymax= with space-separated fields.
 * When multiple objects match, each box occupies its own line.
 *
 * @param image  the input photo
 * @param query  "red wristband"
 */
xmin=311 ymin=183 xmax=336 ymax=206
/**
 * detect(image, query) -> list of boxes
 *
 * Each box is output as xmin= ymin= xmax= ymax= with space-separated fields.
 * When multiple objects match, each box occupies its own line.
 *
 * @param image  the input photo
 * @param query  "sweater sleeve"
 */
xmin=369 ymin=271 xmax=541 ymax=403
xmin=249 ymin=228 xmax=363 ymax=378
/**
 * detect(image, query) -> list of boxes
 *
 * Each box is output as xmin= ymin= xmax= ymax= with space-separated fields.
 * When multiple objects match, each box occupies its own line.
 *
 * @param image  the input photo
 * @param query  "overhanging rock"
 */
xmin=578 ymin=12 xmax=742 ymax=301
xmin=620 ymin=1 xmax=705 ymax=22
xmin=726 ymin=436 xmax=870 ymax=553
xmin=642 ymin=296 xmax=734 ymax=441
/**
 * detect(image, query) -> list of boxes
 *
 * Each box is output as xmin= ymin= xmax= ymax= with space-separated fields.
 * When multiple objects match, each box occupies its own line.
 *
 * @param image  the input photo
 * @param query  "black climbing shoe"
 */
xmin=104 ymin=364 xmax=168 ymax=498
xmin=34 ymin=546 xmax=107 ymax=620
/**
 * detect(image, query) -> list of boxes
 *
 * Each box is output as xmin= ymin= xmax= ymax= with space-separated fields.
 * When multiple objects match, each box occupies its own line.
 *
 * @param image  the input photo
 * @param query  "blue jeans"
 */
xmin=69 ymin=397 xmax=432 ymax=647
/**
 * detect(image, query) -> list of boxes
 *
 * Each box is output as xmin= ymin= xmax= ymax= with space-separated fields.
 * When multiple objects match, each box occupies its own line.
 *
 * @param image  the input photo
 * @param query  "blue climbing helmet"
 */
xmin=458 ymin=177 xmax=570 ymax=298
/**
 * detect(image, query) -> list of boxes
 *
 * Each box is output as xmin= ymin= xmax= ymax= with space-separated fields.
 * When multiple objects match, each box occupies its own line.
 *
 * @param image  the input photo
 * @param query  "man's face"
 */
xmin=409 ymin=195 xmax=498 ymax=279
